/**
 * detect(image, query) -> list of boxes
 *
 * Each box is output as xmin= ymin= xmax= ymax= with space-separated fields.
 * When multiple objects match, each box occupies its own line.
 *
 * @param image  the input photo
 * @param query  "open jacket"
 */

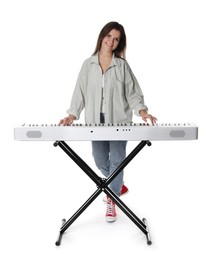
xmin=67 ymin=53 xmax=148 ymax=124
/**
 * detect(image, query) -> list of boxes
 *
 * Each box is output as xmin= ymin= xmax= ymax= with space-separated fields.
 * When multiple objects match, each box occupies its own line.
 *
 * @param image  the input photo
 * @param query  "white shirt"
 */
xmin=101 ymin=74 xmax=105 ymax=113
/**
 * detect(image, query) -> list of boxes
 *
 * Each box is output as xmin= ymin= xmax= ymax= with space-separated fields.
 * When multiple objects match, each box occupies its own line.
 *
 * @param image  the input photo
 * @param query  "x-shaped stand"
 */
xmin=54 ymin=140 xmax=152 ymax=246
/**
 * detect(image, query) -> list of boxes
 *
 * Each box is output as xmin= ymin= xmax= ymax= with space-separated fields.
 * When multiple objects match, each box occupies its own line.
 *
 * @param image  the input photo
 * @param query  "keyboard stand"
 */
xmin=54 ymin=140 xmax=152 ymax=246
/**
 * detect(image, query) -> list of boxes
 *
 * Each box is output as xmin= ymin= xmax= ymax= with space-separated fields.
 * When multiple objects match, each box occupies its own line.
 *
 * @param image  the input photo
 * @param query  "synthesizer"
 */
xmin=14 ymin=123 xmax=198 ymax=141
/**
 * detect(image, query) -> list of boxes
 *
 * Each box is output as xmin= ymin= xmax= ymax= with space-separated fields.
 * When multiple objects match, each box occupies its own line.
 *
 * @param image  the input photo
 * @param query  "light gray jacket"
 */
xmin=67 ymin=54 xmax=148 ymax=124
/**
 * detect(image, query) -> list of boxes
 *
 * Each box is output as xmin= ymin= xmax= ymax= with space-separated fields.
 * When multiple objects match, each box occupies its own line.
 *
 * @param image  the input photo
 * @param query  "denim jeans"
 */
xmin=91 ymin=114 xmax=127 ymax=196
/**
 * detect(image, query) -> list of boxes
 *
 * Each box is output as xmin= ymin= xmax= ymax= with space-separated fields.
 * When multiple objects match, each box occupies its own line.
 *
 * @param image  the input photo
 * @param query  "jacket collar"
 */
xmin=90 ymin=53 xmax=122 ymax=67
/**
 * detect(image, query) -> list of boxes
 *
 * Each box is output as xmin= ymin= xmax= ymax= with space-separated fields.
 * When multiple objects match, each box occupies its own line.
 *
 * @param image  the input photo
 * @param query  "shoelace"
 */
xmin=106 ymin=198 xmax=115 ymax=215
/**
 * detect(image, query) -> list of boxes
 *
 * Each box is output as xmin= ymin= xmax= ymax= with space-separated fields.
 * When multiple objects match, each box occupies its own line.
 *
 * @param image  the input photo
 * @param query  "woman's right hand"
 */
xmin=59 ymin=115 xmax=76 ymax=126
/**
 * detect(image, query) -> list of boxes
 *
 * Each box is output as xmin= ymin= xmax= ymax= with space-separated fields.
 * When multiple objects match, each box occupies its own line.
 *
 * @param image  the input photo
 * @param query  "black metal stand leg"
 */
xmin=105 ymin=140 xmax=152 ymax=187
xmin=54 ymin=140 xmax=152 ymax=246
xmin=105 ymin=187 xmax=147 ymax=234
xmin=60 ymin=188 xmax=102 ymax=233
xmin=104 ymin=187 xmax=152 ymax=245
xmin=55 ymin=219 xmax=66 ymax=246
xmin=55 ymin=188 xmax=102 ymax=246
xmin=54 ymin=141 xmax=102 ymax=186
xmin=142 ymin=218 xmax=152 ymax=245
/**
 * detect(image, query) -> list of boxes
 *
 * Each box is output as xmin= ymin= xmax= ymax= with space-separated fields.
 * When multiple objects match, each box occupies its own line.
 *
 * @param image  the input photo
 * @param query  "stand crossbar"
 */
xmin=54 ymin=140 xmax=152 ymax=246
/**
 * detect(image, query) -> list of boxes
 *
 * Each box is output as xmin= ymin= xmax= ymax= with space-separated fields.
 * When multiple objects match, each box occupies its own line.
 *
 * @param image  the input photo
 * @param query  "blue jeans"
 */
xmin=91 ymin=114 xmax=127 ymax=195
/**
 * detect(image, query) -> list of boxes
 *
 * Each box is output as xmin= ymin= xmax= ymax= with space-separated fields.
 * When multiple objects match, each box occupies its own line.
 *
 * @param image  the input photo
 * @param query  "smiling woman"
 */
xmin=59 ymin=21 xmax=157 ymax=222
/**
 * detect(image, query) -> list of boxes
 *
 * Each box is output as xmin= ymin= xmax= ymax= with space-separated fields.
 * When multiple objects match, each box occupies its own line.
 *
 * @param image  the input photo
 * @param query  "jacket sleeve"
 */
xmin=124 ymin=62 xmax=148 ymax=116
xmin=66 ymin=61 xmax=88 ymax=119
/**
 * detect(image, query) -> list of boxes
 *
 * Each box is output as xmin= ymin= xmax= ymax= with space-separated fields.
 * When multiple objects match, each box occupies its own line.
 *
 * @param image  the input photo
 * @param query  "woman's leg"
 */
xmin=92 ymin=141 xmax=110 ymax=178
xmin=109 ymin=141 xmax=127 ymax=195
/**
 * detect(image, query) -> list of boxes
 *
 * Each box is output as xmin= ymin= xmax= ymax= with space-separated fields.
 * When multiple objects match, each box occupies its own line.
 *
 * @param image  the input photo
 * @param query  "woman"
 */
xmin=60 ymin=21 xmax=157 ymax=222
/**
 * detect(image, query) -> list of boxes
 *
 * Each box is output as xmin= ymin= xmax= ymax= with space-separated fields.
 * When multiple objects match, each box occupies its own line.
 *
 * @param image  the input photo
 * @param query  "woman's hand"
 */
xmin=139 ymin=110 xmax=157 ymax=125
xmin=59 ymin=115 xmax=76 ymax=126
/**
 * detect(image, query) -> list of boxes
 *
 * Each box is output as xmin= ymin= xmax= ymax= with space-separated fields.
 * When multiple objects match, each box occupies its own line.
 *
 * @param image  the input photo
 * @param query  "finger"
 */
xmin=150 ymin=118 xmax=154 ymax=125
xmin=148 ymin=116 xmax=154 ymax=125
xmin=62 ymin=118 xmax=67 ymax=126
xmin=142 ymin=116 xmax=147 ymax=122
xmin=66 ymin=119 xmax=73 ymax=126
xmin=59 ymin=119 xmax=64 ymax=125
xmin=151 ymin=117 xmax=157 ymax=125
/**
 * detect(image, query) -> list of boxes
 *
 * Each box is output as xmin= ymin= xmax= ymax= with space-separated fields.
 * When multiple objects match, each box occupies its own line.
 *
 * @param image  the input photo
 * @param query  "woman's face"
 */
xmin=101 ymin=29 xmax=121 ymax=53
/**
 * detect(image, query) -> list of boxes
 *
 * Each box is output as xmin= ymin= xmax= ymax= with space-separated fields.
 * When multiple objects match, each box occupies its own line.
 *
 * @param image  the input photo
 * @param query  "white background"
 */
xmin=0 ymin=0 xmax=207 ymax=259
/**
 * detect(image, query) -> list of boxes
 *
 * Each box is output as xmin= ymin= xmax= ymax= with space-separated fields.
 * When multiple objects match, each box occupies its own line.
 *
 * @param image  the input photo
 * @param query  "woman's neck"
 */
xmin=99 ymin=49 xmax=113 ymax=59
xmin=98 ymin=51 xmax=113 ymax=74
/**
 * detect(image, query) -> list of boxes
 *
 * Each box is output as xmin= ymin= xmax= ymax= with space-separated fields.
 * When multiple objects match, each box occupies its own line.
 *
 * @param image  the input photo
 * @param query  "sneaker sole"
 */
xmin=105 ymin=216 xmax=117 ymax=222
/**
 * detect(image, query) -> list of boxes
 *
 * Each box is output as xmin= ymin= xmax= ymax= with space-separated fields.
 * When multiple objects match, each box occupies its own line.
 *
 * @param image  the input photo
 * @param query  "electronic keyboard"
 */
xmin=14 ymin=123 xmax=198 ymax=141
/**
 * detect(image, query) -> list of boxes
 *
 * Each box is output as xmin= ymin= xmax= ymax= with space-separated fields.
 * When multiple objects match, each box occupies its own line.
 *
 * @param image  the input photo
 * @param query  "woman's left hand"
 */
xmin=139 ymin=110 xmax=157 ymax=125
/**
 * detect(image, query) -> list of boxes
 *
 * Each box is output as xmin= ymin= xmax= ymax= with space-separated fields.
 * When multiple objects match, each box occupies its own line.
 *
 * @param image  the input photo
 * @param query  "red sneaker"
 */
xmin=120 ymin=184 xmax=129 ymax=196
xmin=105 ymin=197 xmax=117 ymax=222
xmin=103 ymin=184 xmax=129 ymax=203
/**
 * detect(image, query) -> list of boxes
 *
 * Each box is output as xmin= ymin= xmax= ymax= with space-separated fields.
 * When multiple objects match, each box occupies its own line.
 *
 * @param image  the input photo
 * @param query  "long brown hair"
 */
xmin=92 ymin=21 xmax=127 ymax=59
